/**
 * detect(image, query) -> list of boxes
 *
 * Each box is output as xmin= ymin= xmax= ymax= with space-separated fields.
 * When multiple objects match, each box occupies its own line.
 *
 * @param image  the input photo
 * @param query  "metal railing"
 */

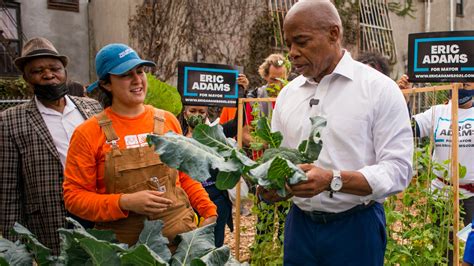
xmin=0 ymin=96 xmax=30 ymax=111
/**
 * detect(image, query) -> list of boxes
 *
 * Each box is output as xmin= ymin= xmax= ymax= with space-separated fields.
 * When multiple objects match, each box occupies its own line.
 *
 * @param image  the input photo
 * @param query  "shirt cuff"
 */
xmin=357 ymin=166 xmax=394 ymax=202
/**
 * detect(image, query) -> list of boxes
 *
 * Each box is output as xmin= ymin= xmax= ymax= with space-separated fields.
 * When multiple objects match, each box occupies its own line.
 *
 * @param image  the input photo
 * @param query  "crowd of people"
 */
xmin=1 ymin=0 xmax=473 ymax=265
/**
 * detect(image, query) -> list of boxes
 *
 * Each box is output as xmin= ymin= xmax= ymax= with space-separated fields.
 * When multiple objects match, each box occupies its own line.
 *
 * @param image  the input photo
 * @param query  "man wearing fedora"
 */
xmin=0 ymin=37 xmax=102 ymax=253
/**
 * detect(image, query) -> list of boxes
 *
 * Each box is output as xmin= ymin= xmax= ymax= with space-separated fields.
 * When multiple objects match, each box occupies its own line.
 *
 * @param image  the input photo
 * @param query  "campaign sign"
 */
xmin=407 ymin=31 xmax=474 ymax=82
xmin=178 ymin=62 xmax=239 ymax=107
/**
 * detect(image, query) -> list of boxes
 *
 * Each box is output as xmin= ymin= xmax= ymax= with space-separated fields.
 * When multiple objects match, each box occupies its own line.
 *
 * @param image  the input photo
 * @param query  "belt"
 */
xmin=201 ymin=180 xmax=216 ymax=187
xmin=436 ymin=176 xmax=474 ymax=193
xmin=302 ymin=201 xmax=376 ymax=224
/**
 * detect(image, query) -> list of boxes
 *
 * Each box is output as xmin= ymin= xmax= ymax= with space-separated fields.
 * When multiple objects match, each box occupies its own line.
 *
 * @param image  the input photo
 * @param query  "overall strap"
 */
xmin=153 ymin=109 xmax=166 ymax=135
xmin=95 ymin=111 xmax=120 ymax=151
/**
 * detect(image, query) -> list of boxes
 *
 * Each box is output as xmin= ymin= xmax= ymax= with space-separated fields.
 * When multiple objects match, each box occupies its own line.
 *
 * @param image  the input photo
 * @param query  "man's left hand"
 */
xmin=290 ymin=164 xmax=332 ymax=198
xmin=200 ymin=216 xmax=217 ymax=227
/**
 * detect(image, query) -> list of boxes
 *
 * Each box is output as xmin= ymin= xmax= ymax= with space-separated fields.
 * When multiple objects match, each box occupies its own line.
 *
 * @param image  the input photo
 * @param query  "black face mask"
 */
xmin=34 ymin=83 xmax=68 ymax=101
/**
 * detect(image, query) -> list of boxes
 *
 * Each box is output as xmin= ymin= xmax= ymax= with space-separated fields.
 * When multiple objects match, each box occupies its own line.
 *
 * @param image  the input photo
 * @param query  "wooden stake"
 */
xmin=234 ymin=98 xmax=244 ymax=261
xmin=450 ymin=83 xmax=460 ymax=265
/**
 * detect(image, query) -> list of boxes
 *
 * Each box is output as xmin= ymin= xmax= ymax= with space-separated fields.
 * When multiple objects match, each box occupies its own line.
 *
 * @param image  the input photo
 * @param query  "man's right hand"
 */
xmin=119 ymin=190 xmax=173 ymax=216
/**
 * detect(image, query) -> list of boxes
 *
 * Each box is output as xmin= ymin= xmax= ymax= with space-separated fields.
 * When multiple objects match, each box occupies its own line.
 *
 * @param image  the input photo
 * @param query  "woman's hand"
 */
xmin=119 ymin=190 xmax=173 ymax=216
xmin=200 ymin=216 xmax=217 ymax=227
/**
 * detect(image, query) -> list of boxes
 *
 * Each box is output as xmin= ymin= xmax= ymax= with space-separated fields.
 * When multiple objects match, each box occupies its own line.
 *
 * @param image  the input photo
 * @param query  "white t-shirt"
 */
xmin=272 ymin=51 xmax=414 ymax=212
xmin=413 ymin=102 xmax=474 ymax=197
xmin=35 ymin=96 xmax=85 ymax=167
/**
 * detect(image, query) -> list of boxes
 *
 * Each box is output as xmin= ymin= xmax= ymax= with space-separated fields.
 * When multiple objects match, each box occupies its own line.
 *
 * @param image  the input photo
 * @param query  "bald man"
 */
xmin=258 ymin=1 xmax=413 ymax=265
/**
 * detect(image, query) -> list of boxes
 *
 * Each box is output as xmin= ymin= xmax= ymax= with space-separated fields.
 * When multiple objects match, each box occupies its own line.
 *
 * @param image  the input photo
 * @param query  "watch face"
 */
xmin=331 ymin=177 xmax=343 ymax=191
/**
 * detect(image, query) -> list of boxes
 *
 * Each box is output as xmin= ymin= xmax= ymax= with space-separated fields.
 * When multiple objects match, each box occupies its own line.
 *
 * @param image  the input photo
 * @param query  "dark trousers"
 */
xmin=204 ymin=185 xmax=233 ymax=247
xmin=283 ymin=203 xmax=387 ymax=266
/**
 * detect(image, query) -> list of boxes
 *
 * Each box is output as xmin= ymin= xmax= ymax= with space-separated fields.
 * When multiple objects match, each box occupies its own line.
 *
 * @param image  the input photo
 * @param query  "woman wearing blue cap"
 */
xmin=63 ymin=43 xmax=217 ymax=247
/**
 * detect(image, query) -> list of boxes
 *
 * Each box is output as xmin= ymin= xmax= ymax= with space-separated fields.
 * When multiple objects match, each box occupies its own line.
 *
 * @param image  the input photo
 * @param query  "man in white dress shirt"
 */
xmin=258 ymin=1 xmax=413 ymax=265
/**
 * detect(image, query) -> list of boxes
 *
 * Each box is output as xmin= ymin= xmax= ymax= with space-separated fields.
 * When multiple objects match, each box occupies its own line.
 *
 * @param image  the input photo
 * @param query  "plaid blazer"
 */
xmin=0 ymin=96 xmax=102 ymax=254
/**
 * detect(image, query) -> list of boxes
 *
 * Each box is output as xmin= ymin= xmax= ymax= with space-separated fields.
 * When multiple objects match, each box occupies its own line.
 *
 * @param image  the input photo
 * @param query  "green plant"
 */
xmin=147 ymin=116 xmax=325 ymax=197
xmin=0 ymin=77 xmax=32 ymax=98
xmin=384 ymin=143 xmax=466 ymax=265
xmin=144 ymin=73 xmax=182 ymax=116
xmin=388 ymin=0 xmax=416 ymax=18
xmin=0 ymin=218 xmax=242 ymax=266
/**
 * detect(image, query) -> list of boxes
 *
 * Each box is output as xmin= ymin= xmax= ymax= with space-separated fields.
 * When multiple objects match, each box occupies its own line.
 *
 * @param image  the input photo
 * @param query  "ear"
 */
xmin=328 ymin=25 xmax=341 ymax=43
xmin=99 ymin=80 xmax=112 ymax=92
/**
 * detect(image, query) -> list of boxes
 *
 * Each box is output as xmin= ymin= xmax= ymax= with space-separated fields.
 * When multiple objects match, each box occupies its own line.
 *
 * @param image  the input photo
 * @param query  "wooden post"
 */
xmin=450 ymin=83 xmax=460 ymax=265
xmin=234 ymin=98 xmax=244 ymax=261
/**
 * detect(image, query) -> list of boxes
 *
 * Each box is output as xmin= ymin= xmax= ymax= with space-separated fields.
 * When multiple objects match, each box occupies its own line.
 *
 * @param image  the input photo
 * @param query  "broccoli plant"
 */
xmin=147 ymin=116 xmax=326 ymax=197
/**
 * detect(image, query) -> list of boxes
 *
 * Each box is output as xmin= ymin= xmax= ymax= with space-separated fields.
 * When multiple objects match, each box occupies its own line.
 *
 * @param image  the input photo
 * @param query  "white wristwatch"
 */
xmin=329 ymin=169 xmax=342 ymax=198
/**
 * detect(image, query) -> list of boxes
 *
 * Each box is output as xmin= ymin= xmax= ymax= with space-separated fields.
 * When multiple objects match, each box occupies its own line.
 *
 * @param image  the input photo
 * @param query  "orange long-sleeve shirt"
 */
xmin=63 ymin=105 xmax=217 ymax=222
xmin=219 ymin=107 xmax=237 ymax=124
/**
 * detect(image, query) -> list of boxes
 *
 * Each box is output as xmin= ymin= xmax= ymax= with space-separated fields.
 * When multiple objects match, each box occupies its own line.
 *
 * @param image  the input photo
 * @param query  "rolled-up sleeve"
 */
xmin=359 ymin=82 xmax=413 ymax=200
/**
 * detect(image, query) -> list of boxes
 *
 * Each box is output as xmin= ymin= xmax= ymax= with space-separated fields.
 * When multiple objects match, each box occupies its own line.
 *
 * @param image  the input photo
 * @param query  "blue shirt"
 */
xmin=465 ymin=217 xmax=474 ymax=264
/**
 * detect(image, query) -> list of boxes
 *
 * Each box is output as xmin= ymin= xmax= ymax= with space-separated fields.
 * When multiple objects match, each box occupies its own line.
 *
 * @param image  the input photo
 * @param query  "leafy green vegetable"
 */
xmin=171 ymin=224 xmax=215 ymax=266
xmin=0 ymin=239 xmax=32 ymax=266
xmin=261 ymin=147 xmax=306 ymax=164
xmin=78 ymin=238 xmax=121 ymax=265
xmin=120 ymin=245 xmax=167 ymax=266
xmin=249 ymin=156 xmax=306 ymax=197
xmin=190 ymin=246 xmax=230 ymax=266
xmin=254 ymin=117 xmax=282 ymax=149
xmin=12 ymin=222 xmax=53 ymax=265
xmin=134 ymin=220 xmax=171 ymax=261
xmin=145 ymin=73 xmax=182 ymax=116
xmin=147 ymin=132 xmax=241 ymax=182
xmin=298 ymin=116 xmax=326 ymax=162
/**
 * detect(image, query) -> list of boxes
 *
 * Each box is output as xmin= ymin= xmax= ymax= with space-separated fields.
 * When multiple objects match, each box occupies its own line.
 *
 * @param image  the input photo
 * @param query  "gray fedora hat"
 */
xmin=14 ymin=37 xmax=69 ymax=72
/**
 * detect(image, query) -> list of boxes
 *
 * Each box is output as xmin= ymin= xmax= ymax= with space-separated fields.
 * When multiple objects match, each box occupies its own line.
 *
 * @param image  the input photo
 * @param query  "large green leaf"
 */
xmin=0 ymin=239 xmax=33 ymax=266
xmin=147 ymin=133 xmax=240 ymax=182
xmin=190 ymin=246 xmax=230 ymax=266
xmin=192 ymin=124 xmax=234 ymax=156
xmin=249 ymin=156 xmax=306 ymax=197
xmin=170 ymin=224 xmax=215 ymax=266
xmin=120 ymin=245 xmax=168 ymax=266
xmin=298 ymin=116 xmax=326 ymax=162
xmin=58 ymin=229 xmax=92 ymax=266
xmin=86 ymin=229 xmax=117 ymax=243
xmin=261 ymin=147 xmax=306 ymax=164
xmin=216 ymin=170 xmax=241 ymax=190
xmin=12 ymin=222 xmax=53 ymax=265
xmin=254 ymin=117 xmax=283 ymax=148
xmin=145 ymin=73 xmax=182 ymax=116
xmin=135 ymin=220 xmax=171 ymax=262
xmin=78 ymin=238 xmax=121 ymax=265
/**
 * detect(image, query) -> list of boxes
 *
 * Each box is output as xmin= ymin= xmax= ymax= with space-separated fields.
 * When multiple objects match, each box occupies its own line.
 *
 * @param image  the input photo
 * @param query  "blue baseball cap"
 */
xmin=87 ymin=43 xmax=156 ymax=92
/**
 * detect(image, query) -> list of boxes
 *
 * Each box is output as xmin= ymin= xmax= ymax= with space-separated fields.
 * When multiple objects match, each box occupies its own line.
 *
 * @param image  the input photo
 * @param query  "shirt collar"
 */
xmin=301 ymin=50 xmax=355 ymax=86
xmin=35 ymin=95 xmax=77 ymax=115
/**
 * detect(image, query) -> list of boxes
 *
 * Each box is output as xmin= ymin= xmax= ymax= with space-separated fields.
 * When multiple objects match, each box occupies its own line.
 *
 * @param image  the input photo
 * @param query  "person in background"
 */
xmin=356 ymin=51 xmax=391 ymax=76
xmin=260 ymin=1 xmax=413 ymax=264
xmin=179 ymin=105 xmax=233 ymax=247
xmin=464 ymin=215 xmax=474 ymax=266
xmin=0 ymin=37 xmax=102 ymax=254
xmin=67 ymin=80 xmax=87 ymax=97
xmin=63 ymin=43 xmax=216 ymax=249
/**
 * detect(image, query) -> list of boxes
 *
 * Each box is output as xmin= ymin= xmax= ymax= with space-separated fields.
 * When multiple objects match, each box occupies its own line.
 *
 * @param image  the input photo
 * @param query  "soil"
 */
xmin=224 ymin=200 xmax=256 ymax=262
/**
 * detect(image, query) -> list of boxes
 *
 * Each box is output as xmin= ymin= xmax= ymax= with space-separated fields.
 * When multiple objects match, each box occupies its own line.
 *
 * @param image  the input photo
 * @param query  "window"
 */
xmin=47 ymin=0 xmax=79 ymax=12
xmin=456 ymin=0 xmax=463 ymax=17
xmin=359 ymin=0 xmax=397 ymax=64
xmin=0 ymin=1 xmax=22 ymax=76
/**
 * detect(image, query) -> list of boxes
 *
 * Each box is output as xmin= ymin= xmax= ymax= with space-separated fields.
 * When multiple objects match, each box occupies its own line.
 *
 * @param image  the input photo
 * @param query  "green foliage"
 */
xmin=388 ymin=0 xmax=416 ymax=18
xmin=0 ymin=219 xmax=240 ymax=266
xmin=384 ymin=143 xmax=465 ymax=265
xmin=144 ymin=73 xmax=182 ymax=116
xmin=333 ymin=0 xmax=359 ymax=47
xmin=250 ymin=200 xmax=290 ymax=265
xmin=0 ymin=77 xmax=32 ymax=98
xmin=147 ymin=116 xmax=325 ymax=196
